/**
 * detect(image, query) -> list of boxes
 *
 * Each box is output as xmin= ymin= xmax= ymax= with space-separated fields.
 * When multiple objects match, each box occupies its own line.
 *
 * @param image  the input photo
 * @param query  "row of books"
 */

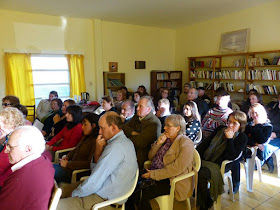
xmin=246 ymin=84 xmax=278 ymax=95
xmin=234 ymin=57 xmax=280 ymax=67
xmin=156 ymin=81 xmax=178 ymax=89
xmin=107 ymin=79 xmax=124 ymax=87
xmin=156 ymin=73 xmax=169 ymax=80
xmin=190 ymin=59 xmax=218 ymax=68
xmin=247 ymin=69 xmax=280 ymax=80
xmin=214 ymin=82 xmax=235 ymax=92
xmin=189 ymin=81 xmax=212 ymax=90
xmin=219 ymin=70 xmax=245 ymax=80
xmin=190 ymin=70 xmax=213 ymax=79
xmin=170 ymin=72 xmax=181 ymax=79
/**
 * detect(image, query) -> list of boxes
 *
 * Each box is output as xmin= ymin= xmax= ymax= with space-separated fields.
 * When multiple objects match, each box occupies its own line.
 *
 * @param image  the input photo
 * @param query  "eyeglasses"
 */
xmin=6 ymin=143 xmax=20 ymax=150
xmin=2 ymin=103 xmax=12 ymax=107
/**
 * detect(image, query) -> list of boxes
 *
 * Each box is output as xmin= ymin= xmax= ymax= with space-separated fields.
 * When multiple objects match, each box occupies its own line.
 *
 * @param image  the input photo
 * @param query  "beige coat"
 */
xmin=149 ymin=134 xmax=194 ymax=201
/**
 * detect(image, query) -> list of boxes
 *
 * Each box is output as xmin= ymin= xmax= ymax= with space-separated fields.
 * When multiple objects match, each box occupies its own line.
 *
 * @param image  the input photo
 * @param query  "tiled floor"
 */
xmin=151 ymin=158 xmax=280 ymax=209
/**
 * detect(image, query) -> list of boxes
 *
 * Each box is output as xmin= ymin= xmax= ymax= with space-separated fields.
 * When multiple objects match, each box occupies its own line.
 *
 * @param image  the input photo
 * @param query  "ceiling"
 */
xmin=0 ymin=0 xmax=274 ymax=29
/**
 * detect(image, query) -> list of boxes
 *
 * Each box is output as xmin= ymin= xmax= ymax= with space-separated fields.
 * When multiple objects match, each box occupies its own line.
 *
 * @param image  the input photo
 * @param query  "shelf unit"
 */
xmin=188 ymin=50 xmax=280 ymax=103
xmin=150 ymin=70 xmax=182 ymax=99
xmin=103 ymin=72 xmax=125 ymax=97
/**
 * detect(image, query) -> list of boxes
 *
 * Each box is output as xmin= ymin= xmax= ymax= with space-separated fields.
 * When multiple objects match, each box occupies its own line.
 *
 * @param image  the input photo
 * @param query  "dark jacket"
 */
xmin=193 ymin=98 xmax=209 ymax=120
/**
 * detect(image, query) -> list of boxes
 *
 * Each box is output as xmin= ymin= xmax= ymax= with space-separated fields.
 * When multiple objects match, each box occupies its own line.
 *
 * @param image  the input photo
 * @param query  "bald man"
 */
xmin=0 ymin=126 xmax=54 ymax=210
xmin=187 ymin=88 xmax=209 ymax=119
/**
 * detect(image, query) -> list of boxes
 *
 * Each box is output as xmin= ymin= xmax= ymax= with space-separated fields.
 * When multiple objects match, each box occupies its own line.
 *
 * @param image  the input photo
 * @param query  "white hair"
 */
xmin=12 ymin=126 xmax=45 ymax=155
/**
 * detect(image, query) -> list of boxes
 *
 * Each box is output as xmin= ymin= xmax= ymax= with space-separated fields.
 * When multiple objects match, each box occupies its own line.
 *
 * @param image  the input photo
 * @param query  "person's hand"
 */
xmin=131 ymin=131 xmax=140 ymax=136
xmin=45 ymin=144 xmax=53 ymax=151
xmin=53 ymin=114 xmax=61 ymax=124
xmin=157 ymin=133 xmax=167 ymax=145
xmin=256 ymin=143 xmax=265 ymax=151
xmin=96 ymin=135 xmax=107 ymax=150
xmin=156 ymin=107 xmax=165 ymax=117
xmin=59 ymin=159 xmax=68 ymax=168
xmin=224 ymin=128 xmax=234 ymax=139
xmin=120 ymin=114 xmax=126 ymax=122
xmin=141 ymin=169 xmax=151 ymax=179
xmin=270 ymin=132 xmax=277 ymax=140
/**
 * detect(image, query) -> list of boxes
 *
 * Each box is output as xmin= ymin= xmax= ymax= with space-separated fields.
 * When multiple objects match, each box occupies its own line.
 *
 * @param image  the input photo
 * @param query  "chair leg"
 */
xmin=154 ymin=195 xmax=170 ymax=210
xmin=255 ymin=157 xmax=262 ymax=182
xmin=245 ymin=158 xmax=254 ymax=192
xmin=274 ymin=150 xmax=280 ymax=178
xmin=185 ymin=198 xmax=191 ymax=210
xmin=227 ymin=176 xmax=234 ymax=202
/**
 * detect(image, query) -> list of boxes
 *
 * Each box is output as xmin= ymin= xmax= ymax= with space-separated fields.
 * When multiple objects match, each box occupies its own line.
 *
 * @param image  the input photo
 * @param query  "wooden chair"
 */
xmin=25 ymin=105 xmax=36 ymax=123
xmin=48 ymin=181 xmax=62 ymax=210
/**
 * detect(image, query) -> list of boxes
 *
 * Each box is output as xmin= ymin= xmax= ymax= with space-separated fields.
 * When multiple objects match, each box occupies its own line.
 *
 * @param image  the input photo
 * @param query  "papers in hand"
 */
xmin=33 ymin=119 xmax=44 ymax=131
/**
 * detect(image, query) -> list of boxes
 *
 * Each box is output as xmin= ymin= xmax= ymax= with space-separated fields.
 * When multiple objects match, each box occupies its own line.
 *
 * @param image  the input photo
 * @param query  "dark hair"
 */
xmin=105 ymin=112 xmax=124 ymax=129
xmin=50 ymin=91 xmax=58 ymax=97
xmin=2 ymin=95 xmax=20 ymax=105
xmin=102 ymin=96 xmax=114 ymax=107
xmin=64 ymin=99 xmax=76 ymax=106
xmin=12 ymin=104 xmax=28 ymax=117
xmin=216 ymin=90 xmax=230 ymax=97
xmin=197 ymin=87 xmax=205 ymax=91
xmin=138 ymin=85 xmax=149 ymax=96
xmin=66 ymin=105 xmax=82 ymax=129
xmin=228 ymin=111 xmax=247 ymax=133
xmin=184 ymin=101 xmax=201 ymax=122
xmin=120 ymin=86 xmax=128 ymax=92
xmin=248 ymin=92 xmax=263 ymax=105
xmin=82 ymin=113 xmax=99 ymax=137
xmin=51 ymin=98 xmax=63 ymax=108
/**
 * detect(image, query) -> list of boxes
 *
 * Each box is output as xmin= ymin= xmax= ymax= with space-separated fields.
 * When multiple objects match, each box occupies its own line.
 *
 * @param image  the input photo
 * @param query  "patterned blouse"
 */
xmin=186 ymin=119 xmax=201 ymax=141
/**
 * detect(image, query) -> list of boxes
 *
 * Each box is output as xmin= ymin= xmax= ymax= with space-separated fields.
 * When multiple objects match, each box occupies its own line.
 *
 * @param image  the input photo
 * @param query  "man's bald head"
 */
xmin=187 ymin=88 xmax=198 ymax=101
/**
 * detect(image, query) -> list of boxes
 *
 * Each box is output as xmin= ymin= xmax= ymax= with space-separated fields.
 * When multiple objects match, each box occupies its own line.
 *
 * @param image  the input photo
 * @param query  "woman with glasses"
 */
xmin=0 ymin=107 xmax=25 ymax=189
xmin=196 ymin=111 xmax=248 ymax=210
xmin=1 ymin=95 xmax=20 ymax=109
xmin=126 ymin=114 xmax=194 ymax=210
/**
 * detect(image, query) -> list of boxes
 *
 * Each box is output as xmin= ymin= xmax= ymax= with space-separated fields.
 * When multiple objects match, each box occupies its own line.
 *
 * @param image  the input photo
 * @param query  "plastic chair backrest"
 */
xmin=48 ymin=182 xmax=62 ymax=210
xmin=92 ymin=168 xmax=139 ymax=210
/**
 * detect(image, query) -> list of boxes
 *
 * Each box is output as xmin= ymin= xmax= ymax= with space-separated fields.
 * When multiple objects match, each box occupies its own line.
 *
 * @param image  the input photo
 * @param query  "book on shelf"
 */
xmin=107 ymin=79 xmax=124 ymax=86
xmin=248 ymin=69 xmax=280 ymax=80
xmin=170 ymin=72 xmax=181 ymax=79
xmin=190 ymin=60 xmax=205 ymax=68
xmin=214 ymin=82 xmax=234 ymax=92
xmin=263 ymin=58 xmax=270 ymax=65
xmin=157 ymin=73 xmax=169 ymax=80
xmin=272 ymin=56 xmax=280 ymax=65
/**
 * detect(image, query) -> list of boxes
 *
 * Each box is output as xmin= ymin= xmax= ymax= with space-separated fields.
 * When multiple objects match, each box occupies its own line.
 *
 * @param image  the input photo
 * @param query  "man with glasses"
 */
xmin=0 ymin=126 xmax=54 ymax=209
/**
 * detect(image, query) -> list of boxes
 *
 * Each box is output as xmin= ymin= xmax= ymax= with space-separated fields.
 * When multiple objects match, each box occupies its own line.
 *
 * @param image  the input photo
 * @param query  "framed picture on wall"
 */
xmin=109 ymin=62 xmax=118 ymax=72
xmin=219 ymin=29 xmax=250 ymax=54
xmin=135 ymin=61 xmax=146 ymax=69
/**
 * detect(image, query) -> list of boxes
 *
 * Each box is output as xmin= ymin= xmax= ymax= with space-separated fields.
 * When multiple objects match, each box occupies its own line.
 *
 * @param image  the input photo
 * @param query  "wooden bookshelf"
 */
xmin=189 ymin=50 xmax=280 ymax=103
xmin=150 ymin=70 xmax=182 ymax=99
xmin=103 ymin=72 xmax=125 ymax=97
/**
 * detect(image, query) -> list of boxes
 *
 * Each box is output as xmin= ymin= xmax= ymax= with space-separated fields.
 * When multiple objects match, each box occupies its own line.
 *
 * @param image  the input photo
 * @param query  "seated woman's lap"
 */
xmin=53 ymin=164 xmax=72 ymax=184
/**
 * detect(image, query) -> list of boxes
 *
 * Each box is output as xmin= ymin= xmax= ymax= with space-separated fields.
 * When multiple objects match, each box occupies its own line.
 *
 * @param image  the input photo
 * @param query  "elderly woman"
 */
xmin=53 ymin=113 xmax=99 ymax=183
xmin=0 ymin=107 xmax=25 ymax=188
xmin=127 ymin=114 xmax=194 ymax=210
xmin=36 ymin=91 xmax=58 ymax=121
xmin=2 ymin=95 xmax=20 ymax=109
xmin=196 ymin=111 xmax=248 ymax=210
xmin=244 ymin=103 xmax=273 ymax=171
xmin=46 ymin=105 xmax=83 ymax=157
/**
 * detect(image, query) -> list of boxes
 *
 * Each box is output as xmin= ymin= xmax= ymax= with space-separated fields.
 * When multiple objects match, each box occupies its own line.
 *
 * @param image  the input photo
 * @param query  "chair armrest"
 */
xmin=80 ymin=176 xmax=89 ymax=182
xmin=71 ymin=169 xmax=91 ymax=183
xmin=54 ymin=147 xmax=76 ymax=163
xmin=220 ymin=160 xmax=233 ymax=177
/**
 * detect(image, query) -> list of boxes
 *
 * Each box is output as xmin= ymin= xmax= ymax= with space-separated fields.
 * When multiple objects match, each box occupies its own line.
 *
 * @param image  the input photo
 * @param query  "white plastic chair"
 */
xmin=49 ymin=181 xmax=62 ymax=210
xmin=231 ymin=103 xmax=240 ymax=111
xmin=273 ymin=148 xmax=280 ymax=177
xmin=241 ymin=146 xmax=262 ymax=192
xmin=153 ymin=149 xmax=201 ymax=210
xmin=92 ymin=169 xmax=139 ymax=210
xmin=53 ymin=147 xmax=76 ymax=164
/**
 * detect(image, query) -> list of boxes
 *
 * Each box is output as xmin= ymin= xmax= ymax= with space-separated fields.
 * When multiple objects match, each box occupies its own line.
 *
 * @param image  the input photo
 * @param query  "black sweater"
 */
xmin=244 ymin=122 xmax=273 ymax=146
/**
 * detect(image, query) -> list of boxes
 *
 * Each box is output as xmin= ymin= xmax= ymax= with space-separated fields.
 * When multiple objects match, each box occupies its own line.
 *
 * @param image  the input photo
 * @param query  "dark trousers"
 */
xmin=126 ymin=179 xmax=170 ymax=210
xmin=225 ymin=158 xmax=242 ymax=193
xmin=53 ymin=164 xmax=72 ymax=183
xmin=197 ymin=167 xmax=212 ymax=210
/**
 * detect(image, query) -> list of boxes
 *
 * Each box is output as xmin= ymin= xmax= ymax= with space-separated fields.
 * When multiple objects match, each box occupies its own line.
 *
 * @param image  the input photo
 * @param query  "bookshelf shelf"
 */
xmin=150 ymin=70 xmax=182 ymax=99
xmin=188 ymin=49 xmax=280 ymax=103
xmin=103 ymin=72 xmax=125 ymax=97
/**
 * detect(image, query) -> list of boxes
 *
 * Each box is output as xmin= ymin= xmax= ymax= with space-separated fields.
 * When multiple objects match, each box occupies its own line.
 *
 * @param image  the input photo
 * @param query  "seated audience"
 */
xmin=187 ymin=88 xmax=209 ymax=119
xmin=121 ymin=86 xmax=133 ymax=100
xmin=183 ymin=101 xmax=201 ymax=142
xmin=126 ymin=114 xmax=194 ymax=210
xmin=133 ymin=91 xmax=142 ymax=105
xmin=137 ymin=85 xmax=149 ymax=96
xmin=198 ymin=86 xmax=211 ymax=106
xmin=12 ymin=104 xmax=32 ymax=125
xmin=120 ymin=100 xmax=135 ymax=123
xmin=196 ymin=111 xmax=248 ymax=209
xmin=154 ymin=88 xmax=175 ymax=112
xmin=156 ymin=98 xmax=171 ymax=133
xmin=41 ymin=98 xmax=63 ymax=136
xmin=99 ymin=95 xmax=116 ymax=116
xmin=115 ymin=89 xmax=126 ymax=114
xmin=0 ymin=126 xmax=54 ymax=209
xmin=0 ymin=108 xmax=25 ymax=189
xmin=123 ymin=96 xmax=161 ymax=167
xmin=46 ymin=105 xmax=83 ymax=156
xmin=57 ymin=112 xmax=138 ymax=210
xmin=2 ymin=95 xmax=20 ymax=109
xmin=36 ymin=90 xmax=58 ymax=121
xmin=244 ymin=103 xmax=273 ymax=171
xmin=178 ymin=83 xmax=191 ymax=112
xmin=53 ymin=113 xmax=99 ymax=183
xmin=201 ymin=90 xmax=232 ymax=138
xmin=241 ymin=90 xmax=263 ymax=118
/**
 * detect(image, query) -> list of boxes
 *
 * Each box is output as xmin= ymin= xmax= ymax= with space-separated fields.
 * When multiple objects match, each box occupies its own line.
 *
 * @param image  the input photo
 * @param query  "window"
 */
xmin=31 ymin=55 xmax=70 ymax=107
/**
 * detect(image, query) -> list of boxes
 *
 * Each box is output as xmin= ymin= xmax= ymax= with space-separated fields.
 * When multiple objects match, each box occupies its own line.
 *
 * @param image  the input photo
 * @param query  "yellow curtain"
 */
xmin=4 ymin=53 xmax=35 ymax=106
xmin=66 ymin=54 xmax=86 ymax=98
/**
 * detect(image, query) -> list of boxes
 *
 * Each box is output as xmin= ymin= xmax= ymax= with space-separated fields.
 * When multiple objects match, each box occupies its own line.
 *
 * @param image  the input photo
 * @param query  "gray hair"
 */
xmin=122 ymin=100 xmax=135 ymax=114
xmin=0 ymin=107 xmax=25 ymax=130
xmin=165 ymin=114 xmax=186 ymax=135
xmin=140 ymin=96 xmax=155 ymax=112
xmin=12 ymin=126 xmax=45 ymax=155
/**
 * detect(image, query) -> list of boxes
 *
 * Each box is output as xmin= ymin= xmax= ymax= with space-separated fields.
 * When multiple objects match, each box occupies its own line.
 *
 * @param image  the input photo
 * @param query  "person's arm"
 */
xmin=254 ymin=124 xmax=273 ymax=144
xmin=150 ymin=139 xmax=194 ymax=180
xmin=224 ymin=132 xmax=248 ymax=160
xmin=36 ymin=100 xmax=44 ymax=120
xmin=72 ymin=144 xmax=123 ymax=197
xmin=46 ymin=126 xmax=66 ymax=146
xmin=148 ymin=134 xmax=167 ymax=160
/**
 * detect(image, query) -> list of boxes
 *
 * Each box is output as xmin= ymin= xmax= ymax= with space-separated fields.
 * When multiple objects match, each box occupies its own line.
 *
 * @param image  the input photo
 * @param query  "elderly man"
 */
xmin=187 ymin=88 xmax=209 ymax=119
xmin=120 ymin=100 xmax=135 ymax=123
xmin=123 ymin=96 xmax=161 ymax=167
xmin=178 ymin=83 xmax=191 ymax=111
xmin=0 ymin=126 xmax=54 ymax=210
xmin=57 ymin=112 xmax=138 ymax=210
xmin=156 ymin=98 xmax=171 ymax=133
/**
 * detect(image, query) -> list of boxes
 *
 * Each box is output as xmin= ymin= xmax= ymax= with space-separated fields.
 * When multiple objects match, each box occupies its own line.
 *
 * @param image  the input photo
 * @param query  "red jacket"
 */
xmin=0 ymin=145 xmax=12 ymax=186
xmin=46 ymin=124 xmax=83 ymax=151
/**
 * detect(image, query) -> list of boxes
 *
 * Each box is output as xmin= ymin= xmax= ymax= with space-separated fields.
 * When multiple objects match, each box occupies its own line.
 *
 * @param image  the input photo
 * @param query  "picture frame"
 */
xmin=219 ymin=29 xmax=250 ymax=54
xmin=135 ymin=61 xmax=146 ymax=69
xmin=109 ymin=62 xmax=118 ymax=72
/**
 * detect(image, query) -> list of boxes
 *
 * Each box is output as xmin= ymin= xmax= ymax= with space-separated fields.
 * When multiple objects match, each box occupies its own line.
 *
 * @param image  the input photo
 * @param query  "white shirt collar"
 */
xmin=11 ymin=153 xmax=41 ymax=172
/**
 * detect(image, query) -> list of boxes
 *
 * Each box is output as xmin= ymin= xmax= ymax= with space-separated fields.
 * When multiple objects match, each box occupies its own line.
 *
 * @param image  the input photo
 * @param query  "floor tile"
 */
xmin=223 ymin=201 xmax=251 ymax=210
xmin=262 ymin=197 xmax=280 ymax=209
xmin=237 ymin=194 xmax=261 ymax=208
xmin=254 ymin=203 xmax=279 ymax=210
